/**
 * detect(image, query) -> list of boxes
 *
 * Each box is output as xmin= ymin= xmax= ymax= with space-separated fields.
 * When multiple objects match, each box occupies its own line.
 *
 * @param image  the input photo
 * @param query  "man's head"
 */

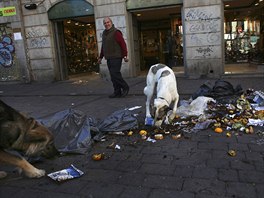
xmin=103 ymin=17 xmax=113 ymax=30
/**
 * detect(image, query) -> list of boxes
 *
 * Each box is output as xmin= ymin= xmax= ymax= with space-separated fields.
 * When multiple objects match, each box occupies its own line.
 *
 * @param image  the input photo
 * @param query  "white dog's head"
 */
xmin=153 ymin=98 xmax=171 ymax=127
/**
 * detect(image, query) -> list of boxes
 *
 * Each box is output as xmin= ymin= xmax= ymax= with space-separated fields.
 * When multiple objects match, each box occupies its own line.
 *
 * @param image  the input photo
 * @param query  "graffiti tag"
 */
xmin=0 ymin=36 xmax=15 ymax=67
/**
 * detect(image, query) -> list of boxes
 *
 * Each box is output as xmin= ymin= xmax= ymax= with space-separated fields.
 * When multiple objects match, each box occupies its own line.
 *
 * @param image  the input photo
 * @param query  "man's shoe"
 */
xmin=121 ymin=88 xmax=129 ymax=97
xmin=108 ymin=93 xmax=121 ymax=98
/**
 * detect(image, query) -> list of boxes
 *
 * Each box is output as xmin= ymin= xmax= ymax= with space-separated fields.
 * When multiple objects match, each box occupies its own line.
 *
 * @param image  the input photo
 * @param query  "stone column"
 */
xmin=183 ymin=0 xmax=224 ymax=78
xmin=94 ymin=0 xmax=133 ymax=80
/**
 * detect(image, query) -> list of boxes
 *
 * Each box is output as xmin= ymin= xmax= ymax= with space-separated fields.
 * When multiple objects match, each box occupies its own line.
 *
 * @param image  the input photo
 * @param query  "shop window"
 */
xmin=224 ymin=19 xmax=263 ymax=64
xmin=171 ymin=17 xmax=183 ymax=67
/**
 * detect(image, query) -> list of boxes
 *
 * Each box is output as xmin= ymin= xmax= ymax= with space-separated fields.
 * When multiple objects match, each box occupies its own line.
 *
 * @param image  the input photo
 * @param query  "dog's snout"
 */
xmin=41 ymin=143 xmax=59 ymax=158
xmin=154 ymin=120 xmax=163 ymax=127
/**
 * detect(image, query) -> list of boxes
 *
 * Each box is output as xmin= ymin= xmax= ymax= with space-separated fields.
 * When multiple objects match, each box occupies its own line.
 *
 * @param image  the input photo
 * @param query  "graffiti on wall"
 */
xmin=26 ymin=27 xmax=48 ymax=38
xmin=0 ymin=25 xmax=15 ymax=67
xmin=184 ymin=5 xmax=220 ymax=21
xmin=195 ymin=46 xmax=213 ymax=58
xmin=26 ymin=27 xmax=49 ymax=48
xmin=30 ymin=37 xmax=48 ymax=48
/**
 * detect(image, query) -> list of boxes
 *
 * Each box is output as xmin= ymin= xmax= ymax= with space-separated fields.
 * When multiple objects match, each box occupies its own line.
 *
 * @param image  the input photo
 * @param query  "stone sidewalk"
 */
xmin=0 ymin=74 xmax=263 ymax=198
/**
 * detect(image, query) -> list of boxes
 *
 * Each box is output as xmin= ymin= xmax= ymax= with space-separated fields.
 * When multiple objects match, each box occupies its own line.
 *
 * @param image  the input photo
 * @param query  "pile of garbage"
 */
xmin=131 ymin=80 xmax=264 ymax=144
xmin=172 ymin=92 xmax=264 ymax=133
xmin=159 ymin=84 xmax=263 ymax=137
xmin=40 ymin=80 xmax=264 ymax=155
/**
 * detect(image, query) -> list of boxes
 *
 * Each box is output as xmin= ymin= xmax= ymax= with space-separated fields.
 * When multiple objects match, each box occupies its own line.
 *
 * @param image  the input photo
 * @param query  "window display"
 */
xmin=224 ymin=17 xmax=264 ymax=64
xmin=63 ymin=20 xmax=98 ymax=75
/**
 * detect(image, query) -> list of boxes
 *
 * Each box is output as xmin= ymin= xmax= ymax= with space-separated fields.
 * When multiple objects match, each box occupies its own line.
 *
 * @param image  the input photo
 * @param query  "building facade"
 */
xmin=0 ymin=0 xmax=263 ymax=82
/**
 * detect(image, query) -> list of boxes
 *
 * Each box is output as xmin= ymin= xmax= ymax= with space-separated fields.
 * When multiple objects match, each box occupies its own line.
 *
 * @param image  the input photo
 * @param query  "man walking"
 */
xmin=98 ymin=17 xmax=129 ymax=98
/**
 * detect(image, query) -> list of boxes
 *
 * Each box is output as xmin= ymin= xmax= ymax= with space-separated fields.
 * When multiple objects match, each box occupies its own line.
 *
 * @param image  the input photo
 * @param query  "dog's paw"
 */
xmin=24 ymin=168 xmax=45 ymax=178
xmin=0 ymin=171 xmax=7 ymax=179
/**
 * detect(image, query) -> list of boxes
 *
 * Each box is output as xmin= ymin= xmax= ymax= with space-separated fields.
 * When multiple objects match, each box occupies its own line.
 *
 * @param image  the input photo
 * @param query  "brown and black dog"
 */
xmin=0 ymin=99 xmax=58 ymax=178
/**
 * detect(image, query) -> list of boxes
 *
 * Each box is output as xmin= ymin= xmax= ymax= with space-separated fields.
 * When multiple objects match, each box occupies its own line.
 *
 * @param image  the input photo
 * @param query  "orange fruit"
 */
xmin=214 ymin=127 xmax=223 ymax=133
xmin=139 ymin=130 xmax=147 ymax=136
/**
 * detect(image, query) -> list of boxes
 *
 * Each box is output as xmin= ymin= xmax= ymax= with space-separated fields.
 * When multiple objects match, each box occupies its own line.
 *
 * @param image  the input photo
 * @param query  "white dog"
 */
xmin=144 ymin=63 xmax=179 ymax=127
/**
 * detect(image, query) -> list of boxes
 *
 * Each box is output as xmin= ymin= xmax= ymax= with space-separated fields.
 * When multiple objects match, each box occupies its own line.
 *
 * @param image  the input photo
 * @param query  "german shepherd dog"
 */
xmin=0 ymin=99 xmax=58 ymax=178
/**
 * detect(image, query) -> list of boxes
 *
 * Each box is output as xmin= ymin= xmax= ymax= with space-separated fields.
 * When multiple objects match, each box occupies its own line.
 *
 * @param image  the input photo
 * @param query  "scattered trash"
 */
xmin=39 ymin=108 xmax=139 ymax=154
xmin=154 ymin=134 xmax=164 ymax=140
xmin=98 ymin=109 xmax=139 ymax=133
xmin=214 ymin=127 xmax=223 ymax=133
xmin=127 ymin=106 xmax=142 ymax=111
xmin=245 ymin=126 xmax=254 ymax=134
xmin=146 ymin=137 xmax=156 ymax=143
xmin=145 ymin=116 xmax=154 ymax=126
xmin=139 ymin=130 xmax=148 ymax=136
xmin=107 ymin=142 xmax=116 ymax=149
xmin=109 ymin=131 xmax=125 ymax=135
xmin=228 ymin=150 xmax=236 ymax=157
xmin=141 ymin=135 xmax=147 ymax=140
xmin=39 ymin=108 xmax=95 ymax=154
xmin=253 ymin=91 xmax=264 ymax=106
xmin=191 ymin=120 xmax=215 ymax=132
xmin=248 ymin=119 xmax=264 ymax=127
xmin=226 ymin=132 xmax=232 ymax=137
xmin=92 ymin=153 xmax=104 ymax=161
xmin=39 ymin=85 xmax=264 ymax=162
xmin=176 ymin=96 xmax=215 ymax=117
xmin=192 ymin=79 xmax=243 ymax=103
xmin=172 ymin=134 xmax=182 ymax=140
xmin=48 ymin=164 xmax=84 ymax=182
xmin=72 ymin=80 xmax=89 ymax=85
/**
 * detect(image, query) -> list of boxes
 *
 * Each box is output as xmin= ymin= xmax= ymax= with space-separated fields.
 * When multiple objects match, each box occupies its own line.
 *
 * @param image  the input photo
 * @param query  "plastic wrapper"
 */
xmin=48 ymin=164 xmax=84 ymax=182
xmin=145 ymin=116 xmax=154 ymax=126
xmin=176 ymin=96 xmax=215 ymax=117
xmin=253 ymin=91 xmax=264 ymax=106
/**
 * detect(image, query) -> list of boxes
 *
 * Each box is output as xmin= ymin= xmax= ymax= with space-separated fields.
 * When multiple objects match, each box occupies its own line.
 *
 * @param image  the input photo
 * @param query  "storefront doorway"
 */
xmin=63 ymin=18 xmax=98 ymax=75
xmin=48 ymin=0 xmax=97 ymax=80
xmin=140 ymin=18 xmax=183 ymax=71
xmin=224 ymin=0 xmax=264 ymax=74
xmin=130 ymin=6 xmax=183 ymax=73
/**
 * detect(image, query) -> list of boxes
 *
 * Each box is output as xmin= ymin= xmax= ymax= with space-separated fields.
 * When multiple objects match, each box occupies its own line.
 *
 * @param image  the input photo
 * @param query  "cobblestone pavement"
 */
xmin=0 ymin=74 xmax=263 ymax=198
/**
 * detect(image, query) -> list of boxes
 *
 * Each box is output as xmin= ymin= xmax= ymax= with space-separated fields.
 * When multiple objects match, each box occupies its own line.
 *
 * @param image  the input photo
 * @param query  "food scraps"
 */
xmin=214 ymin=127 xmax=223 ymax=133
xmin=139 ymin=130 xmax=147 ymax=136
xmin=228 ymin=150 xmax=236 ymax=157
xmin=92 ymin=153 xmax=104 ymax=161
xmin=154 ymin=134 xmax=164 ymax=140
